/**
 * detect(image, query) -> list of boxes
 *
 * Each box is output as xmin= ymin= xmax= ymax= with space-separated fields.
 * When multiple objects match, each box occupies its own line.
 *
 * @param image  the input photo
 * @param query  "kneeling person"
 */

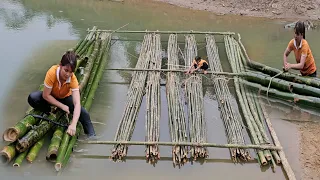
xmin=28 ymin=51 xmax=96 ymax=138
xmin=186 ymin=56 xmax=209 ymax=74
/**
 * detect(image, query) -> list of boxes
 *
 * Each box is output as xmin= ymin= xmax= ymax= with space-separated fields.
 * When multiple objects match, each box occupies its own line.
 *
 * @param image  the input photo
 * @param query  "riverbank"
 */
xmin=154 ymin=0 xmax=320 ymax=21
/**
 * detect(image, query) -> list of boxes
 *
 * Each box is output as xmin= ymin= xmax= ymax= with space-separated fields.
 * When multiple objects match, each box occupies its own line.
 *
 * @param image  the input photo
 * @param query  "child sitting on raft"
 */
xmin=185 ymin=56 xmax=209 ymax=74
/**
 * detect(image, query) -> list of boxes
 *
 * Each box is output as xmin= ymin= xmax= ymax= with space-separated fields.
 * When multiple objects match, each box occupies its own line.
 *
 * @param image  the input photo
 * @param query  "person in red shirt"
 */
xmin=283 ymin=21 xmax=317 ymax=77
xmin=28 ymin=51 xmax=96 ymax=138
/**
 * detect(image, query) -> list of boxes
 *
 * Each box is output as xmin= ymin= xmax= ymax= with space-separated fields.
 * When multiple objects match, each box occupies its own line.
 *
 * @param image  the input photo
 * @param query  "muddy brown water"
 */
xmin=1 ymin=0 xmax=320 ymax=179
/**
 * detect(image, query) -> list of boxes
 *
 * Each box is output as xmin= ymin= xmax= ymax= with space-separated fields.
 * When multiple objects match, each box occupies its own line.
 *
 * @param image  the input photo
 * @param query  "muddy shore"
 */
xmin=154 ymin=0 xmax=320 ymax=21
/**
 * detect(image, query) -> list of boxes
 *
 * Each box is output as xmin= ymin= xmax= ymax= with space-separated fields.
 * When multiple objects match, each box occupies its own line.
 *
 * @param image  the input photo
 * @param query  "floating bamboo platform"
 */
xmin=2 ymin=27 xmax=309 ymax=180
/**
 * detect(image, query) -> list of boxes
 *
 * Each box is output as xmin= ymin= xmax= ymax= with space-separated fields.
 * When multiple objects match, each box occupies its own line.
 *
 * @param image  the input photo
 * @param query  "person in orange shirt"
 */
xmin=28 ymin=51 xmax=95 ymax=138
xmin=186 ymin=56 xmax=209 ymax=74
xmin=283 ymin=21 xmax=317 ymax=77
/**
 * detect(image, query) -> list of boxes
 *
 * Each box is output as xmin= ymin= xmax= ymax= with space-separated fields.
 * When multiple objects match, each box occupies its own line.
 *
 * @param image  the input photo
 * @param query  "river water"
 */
xmin=1 ymin=0 xmax=320 ymax=179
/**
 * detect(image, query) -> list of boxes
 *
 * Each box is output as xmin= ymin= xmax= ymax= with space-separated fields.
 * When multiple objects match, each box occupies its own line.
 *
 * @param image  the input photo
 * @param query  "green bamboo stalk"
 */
xmin=16 ymin=113 xmax=55 ymax=153
xmin=240 ymin=79 xmax=320 ymax=108
xmin=0 ymin=143 xmax=16 ymax=164
xmin=2 ymin=110 xmax=42 ymax=142
xmin=84 ymin=33 xmax=111 ymax=110
xmin=13 ymin=150 xmax=29 ymax=167
xmin=46 ymin=126 xmax=64 ymax=162
xmin=247 ymin=60 xmax=320 ymax=88
xmin=243 ymin=71 xmax=320 ymax=98
xmin=61 ymin=124 xmax=81 ymax=168
xmin=81 ymin=34 xmax=107 ymax=104
xmin=55 ymin=131 xmax=70 ymax=171
xmin=26 ymin=137 xmax=45 ymax=163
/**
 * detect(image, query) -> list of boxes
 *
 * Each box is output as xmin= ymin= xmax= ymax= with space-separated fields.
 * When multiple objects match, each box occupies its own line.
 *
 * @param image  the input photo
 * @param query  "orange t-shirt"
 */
xmin=287 ymin=39 xmax=316 ymax=76
xmin=193 ymin=59 xmax=207 ymax=67
xmin=44 ymin=65 xmax=79 ymax=99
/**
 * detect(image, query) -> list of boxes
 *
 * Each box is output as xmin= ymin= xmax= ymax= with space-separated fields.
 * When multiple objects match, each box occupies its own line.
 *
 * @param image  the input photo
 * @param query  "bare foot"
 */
xmin=204 ymin=70 xmax=208 ymax=74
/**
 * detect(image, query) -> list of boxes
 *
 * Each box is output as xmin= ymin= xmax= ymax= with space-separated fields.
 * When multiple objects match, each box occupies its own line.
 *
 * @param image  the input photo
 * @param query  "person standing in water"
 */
xmin=186 ymin=56 xmax=209 ymax=74
xmin=283 ymin=21 xmax=317 ymax=77
xmin=28 ymin=51 xmax=96 ymax=138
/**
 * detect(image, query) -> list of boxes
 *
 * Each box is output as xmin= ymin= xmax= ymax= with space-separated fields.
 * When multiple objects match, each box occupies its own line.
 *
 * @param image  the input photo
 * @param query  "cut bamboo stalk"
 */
xmin=46 ymin=126 xmax=64 ymax=162
xmin=0 ymin=143 xmax=16 ymax=164
xmin=2 ymin=110 xmax=42 ymax=142
xmin=16 ymin=113 xmax=55 ymax=153
xmin=26 ymin=137 xmax=45 ymax=163
xmin=13 ymin=150 xmax=29 ymax=167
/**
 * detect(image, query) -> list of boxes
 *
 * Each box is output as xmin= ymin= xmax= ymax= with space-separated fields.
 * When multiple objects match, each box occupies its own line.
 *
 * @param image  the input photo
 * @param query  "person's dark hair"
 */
xmin=195 ymin=56 xmax=201 ymax=61
xmin=294 ymin=21 xmax=305 ymax=39
xmin=60 ymin=50 xmax=79 ymax=72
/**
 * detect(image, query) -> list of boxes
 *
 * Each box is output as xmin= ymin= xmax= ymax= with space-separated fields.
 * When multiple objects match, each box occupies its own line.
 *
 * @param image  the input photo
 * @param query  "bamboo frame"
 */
xmin=80 ymin=141 xmax=281 ymax=150
xmin=105 ymin=68 xmax=243 ymax=75
xmin=87 ymin=29 xmax=235 ymax=35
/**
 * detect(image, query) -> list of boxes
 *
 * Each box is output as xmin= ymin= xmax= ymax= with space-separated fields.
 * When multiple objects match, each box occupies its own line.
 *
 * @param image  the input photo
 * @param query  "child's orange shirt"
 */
xmin=287 ymin=39 xmax=316 ymax=76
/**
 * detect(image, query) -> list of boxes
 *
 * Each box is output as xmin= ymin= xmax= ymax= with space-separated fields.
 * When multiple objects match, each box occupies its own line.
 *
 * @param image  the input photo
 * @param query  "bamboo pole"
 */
xmin=104 ymin=68 xmax=243 ymax=76
xmin=87 ymin=30 xmax=235 ymax=35
xmin=260 ymin=102 xmax=296 ymax=180
xmin=81 ymin=140 xmax=281 ymax=150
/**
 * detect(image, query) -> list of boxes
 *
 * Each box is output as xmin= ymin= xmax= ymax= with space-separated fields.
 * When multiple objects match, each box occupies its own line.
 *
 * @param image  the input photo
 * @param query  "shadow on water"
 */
xmin=1 ymin=0 xmax=320 ymax=179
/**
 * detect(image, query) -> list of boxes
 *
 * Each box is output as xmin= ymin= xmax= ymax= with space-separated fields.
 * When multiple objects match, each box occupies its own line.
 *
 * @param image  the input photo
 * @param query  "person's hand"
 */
xmin=61 ymin=104 xmax=70 ymax=114
xmin=284 ymin=62 xmax=291 ymax=71
xmin=67 ymin=123 xmax=77 ymax=136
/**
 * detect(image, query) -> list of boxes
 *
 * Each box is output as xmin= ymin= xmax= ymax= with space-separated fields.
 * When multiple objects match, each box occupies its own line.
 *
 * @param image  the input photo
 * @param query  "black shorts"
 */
xmin=194 ymin=62 xmax=208 ymax=70
xmin=307 ymin=70 xmax=317 ymax=77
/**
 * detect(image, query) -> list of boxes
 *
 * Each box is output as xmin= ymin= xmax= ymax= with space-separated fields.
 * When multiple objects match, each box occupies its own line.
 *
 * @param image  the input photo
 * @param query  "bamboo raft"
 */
xmin=4 ymin=28 xmax=319 ymax=180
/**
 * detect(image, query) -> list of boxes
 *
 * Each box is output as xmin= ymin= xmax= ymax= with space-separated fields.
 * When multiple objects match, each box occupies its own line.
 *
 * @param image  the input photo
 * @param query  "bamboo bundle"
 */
xmin=111 ymin=33 xmax=153 ymax=161
xmin=246 ymin=60 xmax=320 ymax=89
xmin=205 ymin=35 xmax=250 ymax=162
xmin=16 ymin=113 xmax=55 ymax=153
xmin=184 ymin=34 xmax=208 ymax=161
xmin=224 ymin=35 xmax=277 ymax=167
xmin=145 ymin=33 xmax=162 ymax=164
xmin=166 ymin=34 xmax=188 ymax=166
xmin=0 ymin=26 xmax=110 ymax=169
xmin=55 ymin=32 xmax=111 ymax=171
xmin=243 ymin=71 xmax=320 ymax=98
xmin=2 ymin=110 xmax=42 ymax=142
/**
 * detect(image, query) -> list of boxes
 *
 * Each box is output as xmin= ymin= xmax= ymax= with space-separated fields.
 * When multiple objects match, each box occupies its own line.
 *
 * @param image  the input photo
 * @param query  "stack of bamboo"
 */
xmin=112 ymin=33 xmax=155 ymax=161
xmin=166 ymin=34 xmax=188 ymax=166
xmin=145 ymin=33 xmax=162 ymax=164
xmin=205 ymin=35 xmax=250 ymax=162
xmin=0 ymin=26 xmax=111 ymax=172
xmin=184 ymin=35 xmax=208 ymax=161
xmin=224 ymin=35 xmax=282 ymax=169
